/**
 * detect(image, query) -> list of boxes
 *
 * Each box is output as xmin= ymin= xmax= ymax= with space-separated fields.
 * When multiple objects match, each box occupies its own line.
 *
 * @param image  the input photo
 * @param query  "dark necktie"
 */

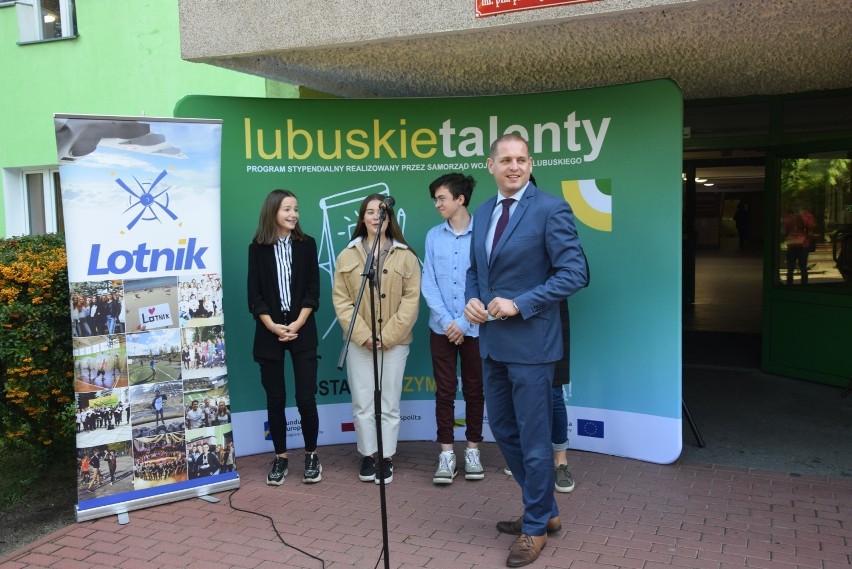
xmin=491 ymin=198 xmax=515 ymax=250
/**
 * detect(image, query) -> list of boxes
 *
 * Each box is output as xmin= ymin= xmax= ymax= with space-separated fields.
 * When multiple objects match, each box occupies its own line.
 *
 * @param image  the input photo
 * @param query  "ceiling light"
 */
xmin=44 ymin=14 xmax=56 ymax=23
xmin=703 ymin=182 xmax=715 ymax=186
xmin=695 ymin=177 xmax=707 ymax=183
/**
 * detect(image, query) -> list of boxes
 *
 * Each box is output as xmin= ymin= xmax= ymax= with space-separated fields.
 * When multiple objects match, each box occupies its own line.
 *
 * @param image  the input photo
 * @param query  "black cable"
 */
xmin=225 ymin=488 xmax=325 ymax=568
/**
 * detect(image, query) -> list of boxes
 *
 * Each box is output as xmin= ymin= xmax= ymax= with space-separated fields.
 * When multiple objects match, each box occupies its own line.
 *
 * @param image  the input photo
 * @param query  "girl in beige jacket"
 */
xmin=332 ymin=193 xmax=420 ymax=485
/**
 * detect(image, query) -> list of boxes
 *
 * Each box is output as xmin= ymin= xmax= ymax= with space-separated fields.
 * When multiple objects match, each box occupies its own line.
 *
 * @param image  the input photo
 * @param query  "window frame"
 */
xmin=3 ymin=167 xmax=63 ymax=236
xmin=769 ymin=143 xmax=852 ymax=292
xmin=15 ymin=0 xmax=77 ymax=44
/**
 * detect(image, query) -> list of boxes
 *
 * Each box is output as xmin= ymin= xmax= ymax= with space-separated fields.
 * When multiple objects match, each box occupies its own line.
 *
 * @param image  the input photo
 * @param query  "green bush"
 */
xmin=0 ymin=234 xmax=75 ymax=466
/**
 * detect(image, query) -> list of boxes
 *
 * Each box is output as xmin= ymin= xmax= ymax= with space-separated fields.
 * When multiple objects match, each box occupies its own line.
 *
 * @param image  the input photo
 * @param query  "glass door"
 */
xmin=776 ymin=151 xmax=852 ymax=288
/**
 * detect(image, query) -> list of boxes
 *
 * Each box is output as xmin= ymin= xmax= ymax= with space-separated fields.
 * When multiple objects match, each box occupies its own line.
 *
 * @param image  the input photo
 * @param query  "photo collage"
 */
xmin=71 ymin=273 xmax=234 ymax=501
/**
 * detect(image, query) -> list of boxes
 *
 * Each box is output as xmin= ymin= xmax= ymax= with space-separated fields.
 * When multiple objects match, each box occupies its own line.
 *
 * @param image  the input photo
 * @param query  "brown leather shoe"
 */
xmin=496 ymin=516 xmax=561 ymax=536
xmin=506 ymin=533 xmax=547 ymax=567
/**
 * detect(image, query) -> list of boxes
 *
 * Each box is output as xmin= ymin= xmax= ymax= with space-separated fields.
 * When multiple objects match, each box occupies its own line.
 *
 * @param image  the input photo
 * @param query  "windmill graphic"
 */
xmin=117 ymin=169 xmax=178 ymax=230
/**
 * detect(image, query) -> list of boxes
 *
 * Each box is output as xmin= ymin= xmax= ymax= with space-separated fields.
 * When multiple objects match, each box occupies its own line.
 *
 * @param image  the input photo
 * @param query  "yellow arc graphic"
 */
xmin=561 ymin=179 xmax=612 ymax=232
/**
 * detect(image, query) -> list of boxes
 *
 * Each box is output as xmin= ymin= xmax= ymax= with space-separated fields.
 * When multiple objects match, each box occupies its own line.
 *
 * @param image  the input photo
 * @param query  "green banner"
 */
xmin=176 ymin=79 xmax=684 ymax=463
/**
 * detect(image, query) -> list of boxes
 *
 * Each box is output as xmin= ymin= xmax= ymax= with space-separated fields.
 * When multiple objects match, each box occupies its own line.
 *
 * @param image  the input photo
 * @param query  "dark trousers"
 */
xmin=430 ymin=331 xmax=484 ymax=444
xmin=259 ymin=347 xmax=319 ymax=454
xmin=552 ymin=385 xmax=568 ymax=448
xmin=483 ymin=357 xmax=557 ymax=536
xmin=786 ymin=246 xmax=810 ymax=285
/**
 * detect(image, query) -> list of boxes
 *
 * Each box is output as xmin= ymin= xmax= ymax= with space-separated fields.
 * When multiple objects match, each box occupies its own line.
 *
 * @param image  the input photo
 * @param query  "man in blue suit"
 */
xmin=465 ymin=134 xmax=589 ymax=567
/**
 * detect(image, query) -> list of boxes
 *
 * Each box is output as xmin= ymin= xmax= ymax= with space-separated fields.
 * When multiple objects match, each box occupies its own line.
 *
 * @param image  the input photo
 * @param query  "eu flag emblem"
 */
xmin=577 ymin=419 xmax=604 ymax=438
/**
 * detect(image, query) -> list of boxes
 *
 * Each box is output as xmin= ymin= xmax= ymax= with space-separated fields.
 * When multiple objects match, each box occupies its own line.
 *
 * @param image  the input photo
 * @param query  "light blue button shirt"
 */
xmin=421 ymin=218 xmax=479 ymax=337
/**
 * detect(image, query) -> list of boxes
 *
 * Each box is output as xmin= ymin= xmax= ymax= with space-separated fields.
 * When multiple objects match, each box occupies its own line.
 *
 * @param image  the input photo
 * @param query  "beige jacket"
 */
xmin=332 ymin=237 xmax=420 ymax=348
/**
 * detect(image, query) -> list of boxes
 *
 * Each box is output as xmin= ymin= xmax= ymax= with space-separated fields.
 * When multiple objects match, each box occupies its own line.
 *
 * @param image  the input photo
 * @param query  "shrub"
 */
xmin=0 ymin=234 xmax=75 ymax=466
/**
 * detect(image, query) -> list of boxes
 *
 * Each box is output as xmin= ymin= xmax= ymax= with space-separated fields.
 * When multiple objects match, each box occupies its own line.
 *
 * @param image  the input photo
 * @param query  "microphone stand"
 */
xmin=337 ymin=207 xmax=391 ymax=569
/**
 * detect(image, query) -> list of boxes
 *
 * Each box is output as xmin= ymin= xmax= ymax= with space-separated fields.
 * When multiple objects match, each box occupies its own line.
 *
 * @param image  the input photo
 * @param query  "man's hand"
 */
xmin=464 ymin=298 xmax=488 ymax=324
xmin=487 ymin=297 xmax=520 ymax=320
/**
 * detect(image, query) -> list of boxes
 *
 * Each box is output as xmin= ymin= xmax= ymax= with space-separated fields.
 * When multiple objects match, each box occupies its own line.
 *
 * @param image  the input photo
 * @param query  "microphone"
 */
xmin=379 ymin=196 xmax=395 ymax=211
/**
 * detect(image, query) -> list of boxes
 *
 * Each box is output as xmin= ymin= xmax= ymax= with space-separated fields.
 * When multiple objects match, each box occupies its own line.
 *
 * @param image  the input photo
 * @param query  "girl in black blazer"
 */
xmin=248 ymin=189 xmax=322 ymax=485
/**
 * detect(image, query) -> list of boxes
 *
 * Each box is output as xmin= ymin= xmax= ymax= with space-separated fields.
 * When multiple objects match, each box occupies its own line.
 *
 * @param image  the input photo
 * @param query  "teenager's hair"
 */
xmin=351 ymin=193 xmax=415 ymax=255
xmin=488 ymin=133 xmax=530 ymax=160
xmin=253 ymin=189 xmax=306 ymax=245
xmin=429 ymin=173 xmax=476 ymax=207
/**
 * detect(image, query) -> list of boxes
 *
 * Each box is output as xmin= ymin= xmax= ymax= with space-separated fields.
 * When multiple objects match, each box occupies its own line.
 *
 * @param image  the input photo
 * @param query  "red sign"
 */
xmin=476 ymin=0 xmax=600 ymax=18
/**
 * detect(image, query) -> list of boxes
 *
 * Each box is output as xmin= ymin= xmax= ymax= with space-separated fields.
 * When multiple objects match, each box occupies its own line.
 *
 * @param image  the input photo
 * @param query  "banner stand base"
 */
xmin=117 ymin=512 xmax=130 ymax=525
xmin=76 ymin=476 xmax=240 ymax=522
xmin=198 ymin=495 xmax=220 ymax=503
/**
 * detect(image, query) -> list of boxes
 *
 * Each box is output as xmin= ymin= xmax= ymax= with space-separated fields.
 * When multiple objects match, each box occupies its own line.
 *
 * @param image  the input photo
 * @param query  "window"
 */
xmin=15 ymin=0 xmax=76 ymax=43
xmin=3 ymin=168 xmax=63 ymax=236
xmin=776 ymin=151 xmax=852 ymax=288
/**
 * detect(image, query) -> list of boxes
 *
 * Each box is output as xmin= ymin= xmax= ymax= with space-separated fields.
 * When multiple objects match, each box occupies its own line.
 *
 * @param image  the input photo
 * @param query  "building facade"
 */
xmin=175 ymin=0 xmax=852 ymax=384
xmin=0 ymin=0 xmax=298 ymax=238
xmin=2 ymin=1 xmax=849 ymax=384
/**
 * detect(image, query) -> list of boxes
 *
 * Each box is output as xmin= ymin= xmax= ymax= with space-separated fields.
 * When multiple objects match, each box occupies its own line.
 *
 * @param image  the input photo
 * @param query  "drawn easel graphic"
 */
xmin=317 ymin=183 xmax=406 ymax=339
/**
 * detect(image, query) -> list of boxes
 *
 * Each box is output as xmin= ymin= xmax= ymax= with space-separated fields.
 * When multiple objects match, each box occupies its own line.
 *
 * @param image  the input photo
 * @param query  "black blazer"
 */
xmin=247 ymin=237 xmax=320 ymax=360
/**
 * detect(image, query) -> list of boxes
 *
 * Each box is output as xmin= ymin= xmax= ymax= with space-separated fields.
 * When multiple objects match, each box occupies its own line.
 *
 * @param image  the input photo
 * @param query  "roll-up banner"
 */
xmin=55 ymin=115 xmax=239 ymax=522
xmin=175 ymin=79 xmax=684 ymax=465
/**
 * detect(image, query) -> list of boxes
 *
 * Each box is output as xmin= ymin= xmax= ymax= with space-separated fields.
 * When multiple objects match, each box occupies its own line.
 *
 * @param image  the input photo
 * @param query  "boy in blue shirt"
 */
xmin=422 ymin=173 xmax=485 ymax=484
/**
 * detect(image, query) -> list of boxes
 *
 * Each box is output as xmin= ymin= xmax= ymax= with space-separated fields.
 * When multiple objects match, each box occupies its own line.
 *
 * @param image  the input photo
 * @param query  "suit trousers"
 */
xmin=483 ymin=357 xmax=558 ymax=536
xmin=347 ymin=343 xmax=409 ymax=458
xmin=430 ymin=331 xmax=484 ymax=444
xmin=258 ymin=347 xmax=319 ymax=455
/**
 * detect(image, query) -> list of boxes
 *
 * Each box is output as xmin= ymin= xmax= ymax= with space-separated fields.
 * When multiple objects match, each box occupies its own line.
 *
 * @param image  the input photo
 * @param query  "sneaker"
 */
xmin=504 ymin=466 xmax=512 ymax=476
xmin=266 ymin=456 xmax=288 ymax=486
xmin=433 ymin=451 xmax=457 ymax=484
xmin=375 ymin=457 xmax=393 ymax=485
xmin=464 ymin=448 xmax=485 ymax=480
xmin=359 ymin=455 xmax=376 ymax=482
xmin=554 ymin=464 xmax=575 ymax=493
xmin=303 ymin=453 xmax=322 ymax=484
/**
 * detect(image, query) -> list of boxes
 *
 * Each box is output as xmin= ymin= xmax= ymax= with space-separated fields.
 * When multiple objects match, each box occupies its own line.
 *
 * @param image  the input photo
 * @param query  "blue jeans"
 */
xmin=552 ymin=385 xmax=569 ymax=451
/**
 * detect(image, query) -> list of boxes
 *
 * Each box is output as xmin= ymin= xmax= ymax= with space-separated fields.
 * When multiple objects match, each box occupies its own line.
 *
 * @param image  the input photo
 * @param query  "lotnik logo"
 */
xmin=85 ymin=169 xmax=209 ymax=276
xmin=87 ymin=238 xmax=208 ymax=275
xmin=117 ymin=169 xmax=178 ymax=230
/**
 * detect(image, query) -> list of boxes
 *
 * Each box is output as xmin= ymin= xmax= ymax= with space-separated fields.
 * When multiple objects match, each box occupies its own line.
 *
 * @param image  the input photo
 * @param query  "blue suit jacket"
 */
xmin=465 ymin=183 xmax=588 ymax=364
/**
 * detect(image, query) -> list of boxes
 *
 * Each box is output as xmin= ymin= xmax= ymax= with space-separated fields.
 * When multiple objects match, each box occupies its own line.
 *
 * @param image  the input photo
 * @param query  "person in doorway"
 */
xmin=421 ymin=173 xmax=485 ymax=484
xmin=783 ymin=203 xmax=816 ymax=285
xmin=464 ymin=134 xmax=589 ymax=567
xmin=248 ymin=189 xmax=323 ymax=485
xmin=733 ymin=201 xmax=751 ymax=249
xmin=332 ymin=193 xmax=420 ymax=486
